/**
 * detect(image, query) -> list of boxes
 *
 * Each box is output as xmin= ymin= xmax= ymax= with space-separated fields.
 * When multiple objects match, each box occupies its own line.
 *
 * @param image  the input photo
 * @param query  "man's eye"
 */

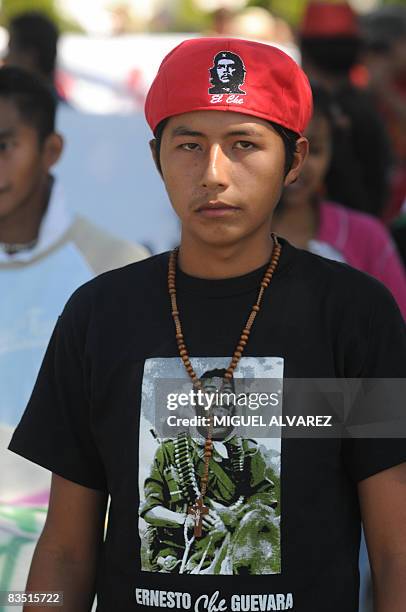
xmin=0 ymin=141 xmax=10 ymax=152
xmin=180 ymin=143 xmax=200 ymax=151
xmin=235 ymin=141 xmax=255 ymax=150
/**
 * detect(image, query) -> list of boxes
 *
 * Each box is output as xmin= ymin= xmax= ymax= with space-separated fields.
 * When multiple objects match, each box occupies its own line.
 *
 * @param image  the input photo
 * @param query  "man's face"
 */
xmin=216 ymin=58 xmax=236 ymax=83
xmin=0 ymin=98 xmax=47 ymax=221
xmin=155 ymin=110 xmax=304 ymax=250
xmin=196 ymin=376 xmax=235 ymax=441
xmin=283 ymin=112 xmax=331 ymax=208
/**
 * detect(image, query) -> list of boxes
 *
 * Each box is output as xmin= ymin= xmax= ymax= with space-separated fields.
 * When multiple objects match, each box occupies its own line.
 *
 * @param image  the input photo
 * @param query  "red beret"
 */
xmin=300 ymin=2 xmax=359 ymax=38
xmin=145 ymin=37 xmax=313 ymax=136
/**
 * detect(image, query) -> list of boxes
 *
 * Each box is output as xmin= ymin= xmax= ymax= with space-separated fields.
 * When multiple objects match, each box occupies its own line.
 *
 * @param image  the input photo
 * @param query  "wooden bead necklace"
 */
xmin=168 ymin=233 xmax=282 ymax=537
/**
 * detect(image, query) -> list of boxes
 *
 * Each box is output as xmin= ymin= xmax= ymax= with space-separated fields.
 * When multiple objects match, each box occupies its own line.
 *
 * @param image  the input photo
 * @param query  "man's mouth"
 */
xmin=196 ymin=201 xmax=241 ymax=218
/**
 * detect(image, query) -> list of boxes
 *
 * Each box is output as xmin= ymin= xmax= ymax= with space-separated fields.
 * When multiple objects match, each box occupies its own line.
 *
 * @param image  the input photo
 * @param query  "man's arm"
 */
xmin=23 ymin=473 xmax=108 ymax=612
xmin=359 ymin=462 xmax=406 ymax=612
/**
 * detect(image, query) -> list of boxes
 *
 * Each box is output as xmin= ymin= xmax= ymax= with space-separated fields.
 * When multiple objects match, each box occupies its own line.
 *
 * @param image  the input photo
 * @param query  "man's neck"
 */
xmin=0 ymin=175 xmax=51 ymax=245
xmin=178 ymin=230 xmax=275 ymax=279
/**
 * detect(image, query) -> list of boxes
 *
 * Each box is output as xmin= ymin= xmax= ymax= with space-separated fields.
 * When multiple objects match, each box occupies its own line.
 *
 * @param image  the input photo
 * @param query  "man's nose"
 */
xmin=200 ymin=144 xmax=230 ymax=190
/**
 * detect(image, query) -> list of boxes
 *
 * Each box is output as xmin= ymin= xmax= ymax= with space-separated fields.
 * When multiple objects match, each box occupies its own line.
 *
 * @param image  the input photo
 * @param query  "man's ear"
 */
xmin=42 ymin=132 xmax=63 ymax=170
xmin=284 ymin=137 xmax=309 ymax=187
xmin=149 ymin=139 xmax=163 ymax=177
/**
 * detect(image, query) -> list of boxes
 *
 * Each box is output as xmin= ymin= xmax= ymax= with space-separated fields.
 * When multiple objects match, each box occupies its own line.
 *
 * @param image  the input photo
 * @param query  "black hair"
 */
xmin=309 ymin=84 xmax=336 ymax=125
xmin=0 ymin=66 xmax=56 ymax=142
xmin=361 ymin=6 xmax=406 ymax=52
xmin=153 ymin=117 xmax=299 ymax=177
xmin=9 ymin=11 xmax=59 ymax=78
xmin=300 ymin=36 xmax=361 ymax=75
xmin=298 ymin=83 xmax=380 ymax=216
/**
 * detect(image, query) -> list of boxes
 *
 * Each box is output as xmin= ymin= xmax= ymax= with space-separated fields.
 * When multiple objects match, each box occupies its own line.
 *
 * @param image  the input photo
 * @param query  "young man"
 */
xmin=0 ymin=66 xmax=148 ymax=595
xmin=8 ymin=38 xmax=406 ymax=612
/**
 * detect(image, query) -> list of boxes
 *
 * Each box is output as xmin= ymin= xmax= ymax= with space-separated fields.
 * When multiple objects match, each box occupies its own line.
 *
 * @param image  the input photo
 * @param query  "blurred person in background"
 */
xmin=272 ymin=84 xmax=406 ymax=319
xmin=0 ymin=64 xmax=148 ymax=432
xmin=4 ymin=11 xmax=68 ymax=103
xmin=299 ymin=1 xmax=392 ymax=219
xmin=361 ymin=6 xmax=406 ymax=223
xmin=0 ymin=66 xmax=148 ymax=594
xmin=220 ymin=6 xmax=295 ymax=46
xmin=208 ymin=7 xmax=235 ymax=36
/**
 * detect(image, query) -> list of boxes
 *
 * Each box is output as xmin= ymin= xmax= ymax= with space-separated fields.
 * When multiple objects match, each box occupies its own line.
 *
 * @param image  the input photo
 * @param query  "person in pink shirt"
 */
xmin=272 ymin=84 xmax=406 ymax=319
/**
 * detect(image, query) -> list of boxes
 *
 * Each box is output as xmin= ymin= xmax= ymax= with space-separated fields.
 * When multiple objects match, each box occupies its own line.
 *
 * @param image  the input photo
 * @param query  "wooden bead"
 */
xmin=167 ymin=244 xmax=284 ymax=438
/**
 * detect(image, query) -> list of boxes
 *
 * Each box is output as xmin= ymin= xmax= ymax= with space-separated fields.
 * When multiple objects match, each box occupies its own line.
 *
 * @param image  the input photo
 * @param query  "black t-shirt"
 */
xmin=8 ymin=239 xmax=406 ymax=612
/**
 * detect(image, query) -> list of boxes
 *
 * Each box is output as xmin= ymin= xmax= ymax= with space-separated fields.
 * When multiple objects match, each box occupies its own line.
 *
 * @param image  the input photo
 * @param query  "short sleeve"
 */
xmin=7 ymin=286 xmax=107 ymax=492
xmin=342 ymin=283 xmax=406 ymax=483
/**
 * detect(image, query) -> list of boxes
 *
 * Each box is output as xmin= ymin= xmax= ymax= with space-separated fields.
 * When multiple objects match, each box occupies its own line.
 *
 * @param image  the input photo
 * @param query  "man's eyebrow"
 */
xmin=171 ymin=127 xmax=205 ymax=138
xmin=171 ymin=126 xmax=265 ymax=138
xmin=226 ymin=128 xmax=264 ymax=137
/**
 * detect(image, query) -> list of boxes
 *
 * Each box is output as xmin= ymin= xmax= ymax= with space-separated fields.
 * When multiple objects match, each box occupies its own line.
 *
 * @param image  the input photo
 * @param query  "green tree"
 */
xmin=0 ymin=0 xmax=82 ymax=32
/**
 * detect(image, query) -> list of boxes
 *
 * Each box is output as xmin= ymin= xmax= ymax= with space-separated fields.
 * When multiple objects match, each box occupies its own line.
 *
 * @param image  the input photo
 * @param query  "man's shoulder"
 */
xmin=242 ymin=438 xmax=260 ymax=453
xmin=293 ymin=243 xmax=396 ymax=307
xmin=69 ymin=214 xmax=151 ymax=275
xmin=62 ymin=251 xmax=169 ymax=313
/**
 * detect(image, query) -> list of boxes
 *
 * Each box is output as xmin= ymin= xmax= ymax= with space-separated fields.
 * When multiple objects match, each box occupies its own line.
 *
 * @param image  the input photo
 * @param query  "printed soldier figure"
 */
xmin=208 ymin=51 xmax=246 ymax=95
xmin=140 ymin=369 xmax=280 ymax=574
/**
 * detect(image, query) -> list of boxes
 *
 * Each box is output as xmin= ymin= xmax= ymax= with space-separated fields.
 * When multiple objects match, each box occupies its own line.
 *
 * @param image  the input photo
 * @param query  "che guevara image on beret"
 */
xmin=209 ymin=51 xmax=247 ymax=95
